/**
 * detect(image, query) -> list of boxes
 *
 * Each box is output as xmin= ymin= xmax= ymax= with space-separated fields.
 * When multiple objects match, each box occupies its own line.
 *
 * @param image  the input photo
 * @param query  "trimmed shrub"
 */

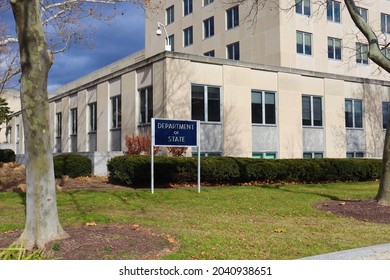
xmin=200 ymin=157 xmax=241 ymax=184
xmin=107 ymin=155 xmax=382 ymax=187
xmin=0 ymin=149 xmax=15 ymax=163
xmin=53 ymin=154 xmax=92 ymax=178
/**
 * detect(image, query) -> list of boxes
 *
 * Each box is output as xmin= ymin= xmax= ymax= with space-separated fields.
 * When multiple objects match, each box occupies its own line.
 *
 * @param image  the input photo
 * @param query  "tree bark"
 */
xmin=10 ymin=0 xmax=68 ymax=249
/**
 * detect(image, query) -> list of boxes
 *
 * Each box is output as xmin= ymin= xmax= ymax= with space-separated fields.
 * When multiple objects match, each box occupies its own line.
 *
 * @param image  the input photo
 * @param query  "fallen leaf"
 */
xmin=85 ymin=222 xmax=97 ymax=227
xmin=273 ymin=228 xmax=286 ymax=233
xmin=339 ymin=202 xmax=346 ymax=206
xmin=131 ymin=224 xmax=140 ymax=230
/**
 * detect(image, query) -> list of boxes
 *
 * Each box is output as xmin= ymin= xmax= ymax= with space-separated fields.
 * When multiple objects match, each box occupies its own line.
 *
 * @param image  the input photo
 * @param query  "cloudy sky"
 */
xmin=3 ymin=4 xmax=145 ymax=94
xmin=47 ymin=5 xmax=145 ymax=93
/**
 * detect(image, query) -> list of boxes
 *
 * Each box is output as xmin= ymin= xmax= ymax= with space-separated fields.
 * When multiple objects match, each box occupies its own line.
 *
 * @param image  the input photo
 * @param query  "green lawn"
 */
xmin=1 ymin=181 xmax=389 ymax=259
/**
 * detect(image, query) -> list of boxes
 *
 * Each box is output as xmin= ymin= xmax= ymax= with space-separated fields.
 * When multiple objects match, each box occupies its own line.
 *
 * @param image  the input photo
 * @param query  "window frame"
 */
xmin=251 ymin=90 xmax=276 ymax=125
xmin=183 ymin=0 xmax=193 ymax=16
xmin=303 ymin=152 xmax=324 ymax=158
xmin=70 ymin=108 xmax=78 ymax=136
xmin=328 ymin=37 xmax=342 ymax=60
xmin=295 ymin=0 xmax=310 ymax=16
xmin=302 ymin=95 xmax=323 ymax=127
xmin=139 ymin=87 xmax=153 ymax=125
xmin=111 ymin=95 xmax=122 ymax=129
xmin=252 ymin=152 xmax=277 ymax=159
xmin=382 ymin=13 xmax=390 ymax=34
xmin=204 ymin=0 xmax=214 ymax=6
xmin=166 ymin=5 xmax=174 ymax=25
xmin=226 ymin=6 xmax=239 ymax=30
xmin=203 ymin=16 xmax=215 ymax=39
xmin=183 ymin=26 xmax=193 ymax=47
xmin=345 ymin=99 xmax=363 ymax=129
xmin=357 ymin=6 xmax=368 ymax=23
xmin=383 ymin=102 xmax=390 ymax=129
xmin=88 ymin=102 xmax=97 ymax=133
xmin=296 ymin=31 xmax=312 ymax=55
xmin=327 ymin=0 xmax=341 ymax=23
xmin=227 ymin=41 xmax=240 ymax=60
xmin=56 ymin=112 xmax=62 ymax=138
xmin=346 ymin=152 xmax=364 ymax=158
xmin=204 ymin=50 xmax=215 ymax=57
xmin=191 ymin=84 xmax=221 ymax=123
xmin=356 ymin=42 xmax=368 ymax=65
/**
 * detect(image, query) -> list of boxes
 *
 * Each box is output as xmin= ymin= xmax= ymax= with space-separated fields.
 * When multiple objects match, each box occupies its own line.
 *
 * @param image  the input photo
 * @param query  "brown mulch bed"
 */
xmin=0 ymin=224 xmax=176 ymax=260
xmin=314 ymin=199 xmax=390 ymax=224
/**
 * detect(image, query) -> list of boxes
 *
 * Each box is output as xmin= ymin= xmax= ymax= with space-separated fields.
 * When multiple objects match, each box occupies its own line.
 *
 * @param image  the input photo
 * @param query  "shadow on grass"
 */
xmin=259 ymin=184 xmax=341 ymax=201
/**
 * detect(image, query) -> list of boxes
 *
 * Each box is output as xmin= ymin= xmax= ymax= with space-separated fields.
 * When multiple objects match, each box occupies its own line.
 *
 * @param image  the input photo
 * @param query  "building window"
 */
xmin=204 ymin=50 xmax=215 ymax=57
xmin=295 ymin=0 xmax=310 ymax=16
xmin=357 ymin=6 xmax=368 ymax=23
xmin=140 ymin=87 xmax=153 ymax=124
xmin=6 ymin=126 xmax=11 ymax=143
xmin=191 ymin=85 xmax=221 ymax=122
xmin=204 ymin=17 xmax=214 ymax=39
xmin=382 ymin=13 xmax=390 ymax=34
xmin=328 ymin=37 xmax=342 ymax=60
xmin=111 ymin=95 xmax=121 ymax=129
xmin=383 ymin=102 xmax=390 ymax=129
xmin=296 ymin=31 xmax=312 ymax=55
xmin=226 ymin=6 xmax=239 ymax=29
xmin=303 ymin=152 xmax=323 ymax=158
xmin=204 ymin=0 xmax=214 ymax=6
xmin=227 ymin=42 xmax=240 ymax=60
xmin=327 ymin=0 xmax=341 ymax=23
xmin=89 ymin=102 xmax=97 ymax=133
xmin=166 ymin=5 xmax=174 ymax=25
xmin=184 ymin=26 xmax=193 ymax=47
xmin=183 ymin=0 xmax=192 ymax=16
xmin=346 ymin=152 xmax=364 ymax=158
xmin=345 ymin=99 xmax=363 ymax=128
xmin=70 ymin=108 xmax=77 ymax=136
xmin=382 ymin=48 xmax=390 ymax=59
xmin=302 ymin=95 xmax=322 ymax=127
xmin=15 ymin=125 xmax=19 ymax=143
xmin=253 ymin=152 xmax=277 ymax=159
xmin=251 ymin=90 xmax=276 ymax=125
xmin=168 ymin=35 xmax=175 ymax=51
xmin=56 ymin=112 xmax=62 ymax=138
xmin=356 ymin=43 xmax=368 ymax=64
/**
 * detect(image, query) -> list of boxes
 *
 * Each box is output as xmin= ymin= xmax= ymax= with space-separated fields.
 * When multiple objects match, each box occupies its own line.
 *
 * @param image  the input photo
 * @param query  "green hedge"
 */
xmin=107 ymin=156 xmax=382 ymax=187
xmin=53 ymin=154 xmax=92 ymax=178
xmin=0 ymin=149 xmax=15 ymax=163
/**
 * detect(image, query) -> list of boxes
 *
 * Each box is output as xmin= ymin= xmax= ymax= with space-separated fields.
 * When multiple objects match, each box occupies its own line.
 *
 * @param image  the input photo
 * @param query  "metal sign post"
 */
xmin=151 ymin=118 xmax=201 ymax=194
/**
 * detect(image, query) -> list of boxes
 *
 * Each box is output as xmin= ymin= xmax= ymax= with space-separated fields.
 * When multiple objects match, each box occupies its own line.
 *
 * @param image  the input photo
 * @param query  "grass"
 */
xmin=1 ymin=181 xmax=390 ymax=259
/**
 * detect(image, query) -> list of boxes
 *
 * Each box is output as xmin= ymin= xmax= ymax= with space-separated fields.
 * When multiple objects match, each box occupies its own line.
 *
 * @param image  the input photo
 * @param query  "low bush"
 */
xmin=107 ymin=155 xmax=382 ymax=187
xmin=0 ymin=149 xmax=15 ymax=163
xmin=53 ymin=154 xmax=92 ymax=178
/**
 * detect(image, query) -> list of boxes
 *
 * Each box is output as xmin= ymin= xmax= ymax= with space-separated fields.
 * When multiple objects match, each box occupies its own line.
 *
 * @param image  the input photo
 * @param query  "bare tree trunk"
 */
xmin=344 ymin=0 xmax=390 ymax=205
xmin=10 ymin=0 xmax=68 ymax=249
xmin=376 ymin=115 xmax=390 ymax=206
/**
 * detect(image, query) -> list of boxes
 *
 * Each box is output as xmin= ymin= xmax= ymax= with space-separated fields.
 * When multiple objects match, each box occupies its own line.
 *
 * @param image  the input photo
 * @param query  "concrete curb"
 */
xmin=299 ymin=243 xmax=390 ymax=260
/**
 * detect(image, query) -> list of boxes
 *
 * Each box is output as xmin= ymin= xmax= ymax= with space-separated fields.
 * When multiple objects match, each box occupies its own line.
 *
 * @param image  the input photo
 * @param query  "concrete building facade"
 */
xmin=5 ymin=0 xmax=390 ymax=174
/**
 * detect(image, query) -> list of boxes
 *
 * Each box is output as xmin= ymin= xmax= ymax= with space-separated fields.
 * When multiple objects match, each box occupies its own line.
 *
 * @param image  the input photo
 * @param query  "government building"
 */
xmin=4 ymin=0 xmax=390 ymax=174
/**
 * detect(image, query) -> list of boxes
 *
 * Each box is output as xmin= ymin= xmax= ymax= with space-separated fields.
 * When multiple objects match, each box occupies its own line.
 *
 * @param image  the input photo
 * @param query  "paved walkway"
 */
xmin=300 ymin=243 xmax=390 ymax=260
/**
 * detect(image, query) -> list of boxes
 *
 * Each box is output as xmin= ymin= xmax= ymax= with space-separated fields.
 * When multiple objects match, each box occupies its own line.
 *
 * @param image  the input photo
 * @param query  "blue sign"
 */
xmin=153 ymin=119 xmax=199 ymax=147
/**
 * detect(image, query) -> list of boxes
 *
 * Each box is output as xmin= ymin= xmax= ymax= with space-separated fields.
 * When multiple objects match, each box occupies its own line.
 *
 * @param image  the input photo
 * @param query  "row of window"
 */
xmin=53 ymin=86 xmax=390 ymax=141
xmin=253 ymin=151 xmax=364 ymax=159
xmin=297 ymin=0 xmax=367 ymax=24
xmin=297 ymin=31 xmax=369 ymax=64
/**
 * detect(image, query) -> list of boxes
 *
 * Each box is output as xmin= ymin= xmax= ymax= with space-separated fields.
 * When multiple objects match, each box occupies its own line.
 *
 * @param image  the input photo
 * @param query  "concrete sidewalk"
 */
xmin=300 ymin=243 xmax=390 ymax=260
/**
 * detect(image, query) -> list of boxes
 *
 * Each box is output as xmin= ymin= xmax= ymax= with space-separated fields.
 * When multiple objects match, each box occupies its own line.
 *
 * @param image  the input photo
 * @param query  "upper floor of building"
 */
xmin=145 ymin=0 xmax=390 ymax=80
